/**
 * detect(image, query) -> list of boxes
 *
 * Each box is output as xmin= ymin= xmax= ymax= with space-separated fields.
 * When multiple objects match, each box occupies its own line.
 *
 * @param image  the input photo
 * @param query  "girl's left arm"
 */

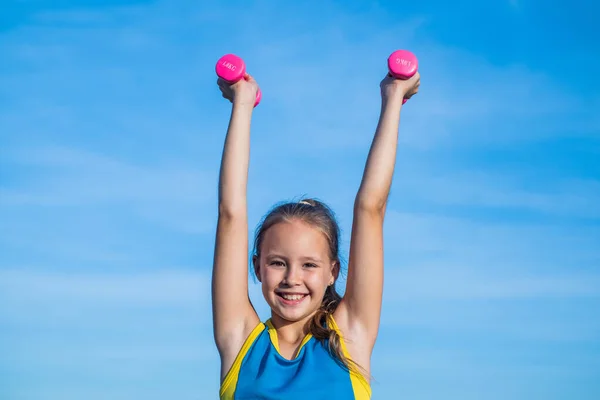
xmin=337 ymin=72 xmax=420 ymax=345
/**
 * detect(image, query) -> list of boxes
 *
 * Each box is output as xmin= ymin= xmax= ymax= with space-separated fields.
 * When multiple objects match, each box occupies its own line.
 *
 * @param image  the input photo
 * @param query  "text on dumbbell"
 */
xmin=395 ymin=58 xmax=412 ymax=67
xmin=220 ymin=61 xmax=237 ymax=71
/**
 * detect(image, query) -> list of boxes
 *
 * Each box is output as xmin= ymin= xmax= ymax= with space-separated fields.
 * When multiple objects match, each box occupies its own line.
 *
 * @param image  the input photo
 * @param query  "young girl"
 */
xmin=213 ymin=67 xmax=420 ymax=399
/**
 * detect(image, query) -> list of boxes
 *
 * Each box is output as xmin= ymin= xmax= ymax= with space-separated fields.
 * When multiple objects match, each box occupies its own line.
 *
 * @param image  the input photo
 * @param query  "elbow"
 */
xmin=218 ymin=202 xmax=246 ymax=220
xmin=354 ymin=195 xmax=386 ymax=215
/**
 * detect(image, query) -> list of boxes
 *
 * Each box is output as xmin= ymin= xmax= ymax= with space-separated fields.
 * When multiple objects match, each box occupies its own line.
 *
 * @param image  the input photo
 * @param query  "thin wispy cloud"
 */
xmin=2 ymin=145 xmax=213 ymax=206
xmin=0 ymin=267 xmax=218 ymax=399
xmin=384 ymin=265 xmax=600 ymax=300
xmin=383 ymin=211 xmax=599 ymax=269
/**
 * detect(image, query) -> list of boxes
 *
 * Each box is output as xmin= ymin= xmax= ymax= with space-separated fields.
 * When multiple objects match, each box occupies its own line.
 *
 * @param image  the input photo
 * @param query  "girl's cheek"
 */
xmin=265 ymin=272 xmax=282 ymax=287
xmin=306 ymin=274 xmax=323 ymax=288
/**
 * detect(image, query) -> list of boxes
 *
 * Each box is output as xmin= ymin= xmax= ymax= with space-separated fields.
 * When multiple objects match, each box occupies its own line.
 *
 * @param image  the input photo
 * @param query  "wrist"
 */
xmin=232 ymin=100 xmax=255 ymax=113
xmin=381 ymin=95 xmax=404 ymax=111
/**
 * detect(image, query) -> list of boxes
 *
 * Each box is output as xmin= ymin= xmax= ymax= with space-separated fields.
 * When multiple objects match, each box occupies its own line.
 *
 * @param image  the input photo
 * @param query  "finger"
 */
xmin=382 ymin=74 xmax=394 ymax=84
xmin=217 ymin=77 xmax=231 ymax=89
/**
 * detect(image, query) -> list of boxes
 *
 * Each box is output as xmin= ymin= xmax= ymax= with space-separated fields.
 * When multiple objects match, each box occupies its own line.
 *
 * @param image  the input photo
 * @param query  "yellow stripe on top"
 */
xmin=328 ymin=316 xmax=372 ymax=400
xmin=220 ymin=322 xmax=266 ymax=399
xmin=294 ymin=331 xmax=314 ymax=358
xmin=265 ymin=319 xmax=280 ymax=353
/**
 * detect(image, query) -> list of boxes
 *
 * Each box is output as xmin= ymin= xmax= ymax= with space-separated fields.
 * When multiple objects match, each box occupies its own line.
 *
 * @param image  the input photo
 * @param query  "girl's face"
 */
xmin=256 ymin=220 xmax=337 ymax=324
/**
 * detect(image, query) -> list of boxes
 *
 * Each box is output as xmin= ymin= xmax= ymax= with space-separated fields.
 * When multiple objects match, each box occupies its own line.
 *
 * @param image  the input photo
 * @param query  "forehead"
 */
xmin=261 ymin=220 xmax=329 ymax=256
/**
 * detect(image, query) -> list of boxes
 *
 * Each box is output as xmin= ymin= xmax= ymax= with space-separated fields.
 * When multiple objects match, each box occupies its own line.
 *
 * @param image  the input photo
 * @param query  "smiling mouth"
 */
xmin=276 ymin=292 xmax=308 ymax=305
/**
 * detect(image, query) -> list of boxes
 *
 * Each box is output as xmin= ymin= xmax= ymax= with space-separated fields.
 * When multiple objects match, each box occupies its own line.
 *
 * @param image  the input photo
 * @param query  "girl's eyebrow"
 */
xmin=302 ymin=256 xmax=323 ymax=263
xmin=266 ymin=254 xmax=323 ymax=263
xmin=265 ymin=253 xmax=287 ymax=259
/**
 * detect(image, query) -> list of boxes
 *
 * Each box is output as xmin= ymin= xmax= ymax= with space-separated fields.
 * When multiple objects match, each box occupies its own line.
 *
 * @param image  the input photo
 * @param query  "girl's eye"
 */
xmin=304 ymin=263 xmax=317 ymax=268
xmin=270 ymin=261 xmax=284 ymax=266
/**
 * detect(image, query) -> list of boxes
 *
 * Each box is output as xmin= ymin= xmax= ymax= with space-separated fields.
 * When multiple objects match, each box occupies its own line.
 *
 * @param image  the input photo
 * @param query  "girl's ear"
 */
xmin=330 ymin=260 xmax=340 ymax=285
xmin=253 ymin=255 xmax=261 ymax=282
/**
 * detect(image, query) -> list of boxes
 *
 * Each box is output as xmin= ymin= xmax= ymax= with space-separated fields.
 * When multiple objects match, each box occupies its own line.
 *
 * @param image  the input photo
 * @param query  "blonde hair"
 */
xmin=252 ymin=198 xmax=363 ymax=374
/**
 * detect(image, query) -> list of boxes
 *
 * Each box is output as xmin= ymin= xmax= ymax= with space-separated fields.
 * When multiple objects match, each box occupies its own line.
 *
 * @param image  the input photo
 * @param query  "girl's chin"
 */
xmin=269 ymin=298 xmax=318 ymax=322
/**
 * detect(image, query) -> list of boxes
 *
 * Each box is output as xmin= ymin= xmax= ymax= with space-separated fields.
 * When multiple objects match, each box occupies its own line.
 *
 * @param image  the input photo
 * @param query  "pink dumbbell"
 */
xmin=387 ymin=50 xmax=418 ymax=104
xmin=215 ymin=54 xmax=262 ymax=107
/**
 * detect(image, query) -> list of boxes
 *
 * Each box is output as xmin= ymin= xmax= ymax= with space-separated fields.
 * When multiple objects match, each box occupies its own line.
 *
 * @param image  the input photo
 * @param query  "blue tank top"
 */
xmin=219 ymin=316 xmax=371 ymax=399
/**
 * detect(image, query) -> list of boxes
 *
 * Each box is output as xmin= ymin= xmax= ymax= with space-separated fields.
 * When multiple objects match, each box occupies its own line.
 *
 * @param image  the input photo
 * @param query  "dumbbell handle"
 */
xmin=387 ymin=50 xmax=418 ymax=104
xmin=215 ymin=54 xmax=262 ymax=107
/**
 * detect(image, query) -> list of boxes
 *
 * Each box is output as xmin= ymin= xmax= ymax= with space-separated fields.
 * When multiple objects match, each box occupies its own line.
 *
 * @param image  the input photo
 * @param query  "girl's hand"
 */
xmin=217 ymin=73 xmax=259 ymax=107
xmin=380 ymin=71 xmax=421 ymax=104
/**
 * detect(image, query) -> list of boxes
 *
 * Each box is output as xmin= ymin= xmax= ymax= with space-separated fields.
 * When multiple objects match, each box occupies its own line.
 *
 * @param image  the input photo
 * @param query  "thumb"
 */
xmin=244 ymin=73 xmax=256 ymax=83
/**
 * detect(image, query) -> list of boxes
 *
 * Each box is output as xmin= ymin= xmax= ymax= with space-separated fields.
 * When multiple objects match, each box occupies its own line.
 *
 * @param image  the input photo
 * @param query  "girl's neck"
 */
xmin=270 ymin=313 xmax=313 ymax=344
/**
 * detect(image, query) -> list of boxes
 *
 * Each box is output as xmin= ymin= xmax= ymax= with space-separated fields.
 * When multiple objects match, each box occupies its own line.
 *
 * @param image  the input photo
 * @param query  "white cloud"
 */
xmin=0 ymin=268 xmax=211 ymax=325
xmin=395 ymin=170 xmax=600 ymax=218
xmin=379 ymin=295 xmax=600 ymax=342
xmin=0 ymin=267 xmax=209 ymax=305
xmin=383 ymin=264 xmax=600 ymax=301
xmin=1 ymin=145 xmax=217 ymax=236
xmin=211 ymin=8 xmax=598 ymax=152
xmin=2 ymin=145 xmax=214 ymax=206
xmin=370 ymin=204 xmax=600 ymax=342
xmin=1 ymin=267 xmax=220 ymax=399
xmin=382 ymin=210 xmax=599 ymax=268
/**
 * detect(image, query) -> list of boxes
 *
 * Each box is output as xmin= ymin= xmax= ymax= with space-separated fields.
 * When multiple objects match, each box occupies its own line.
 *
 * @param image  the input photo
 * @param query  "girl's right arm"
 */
xmin=212 ymin=75 xmax=261 ymax=380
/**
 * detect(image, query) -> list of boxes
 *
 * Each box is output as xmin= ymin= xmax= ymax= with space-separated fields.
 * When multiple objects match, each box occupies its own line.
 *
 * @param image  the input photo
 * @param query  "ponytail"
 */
xmin=307 ymin=284 xmax=366 ymax=378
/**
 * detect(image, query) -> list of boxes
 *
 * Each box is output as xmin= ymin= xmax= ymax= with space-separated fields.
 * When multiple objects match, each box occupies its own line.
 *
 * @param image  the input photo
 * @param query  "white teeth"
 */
xmin=281 ymin=294 xmax=304 ymax=300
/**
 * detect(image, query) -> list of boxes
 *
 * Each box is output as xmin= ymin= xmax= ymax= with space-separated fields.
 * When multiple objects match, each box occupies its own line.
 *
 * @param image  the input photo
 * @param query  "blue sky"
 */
xmin=1 ymin=0 xmax=599 ymax=399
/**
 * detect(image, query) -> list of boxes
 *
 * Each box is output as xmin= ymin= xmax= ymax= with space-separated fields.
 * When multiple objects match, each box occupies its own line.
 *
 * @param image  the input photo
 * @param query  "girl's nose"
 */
xmin=283 ymin=265 xmax=302 ymax=286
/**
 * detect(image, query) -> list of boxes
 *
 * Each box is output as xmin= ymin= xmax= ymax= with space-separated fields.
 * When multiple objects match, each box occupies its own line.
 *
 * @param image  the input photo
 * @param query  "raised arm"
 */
xmin=337 ymin=72 xmax=420 ymax=345
xmin=212 ymin=74 xmax=261 ymax=379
